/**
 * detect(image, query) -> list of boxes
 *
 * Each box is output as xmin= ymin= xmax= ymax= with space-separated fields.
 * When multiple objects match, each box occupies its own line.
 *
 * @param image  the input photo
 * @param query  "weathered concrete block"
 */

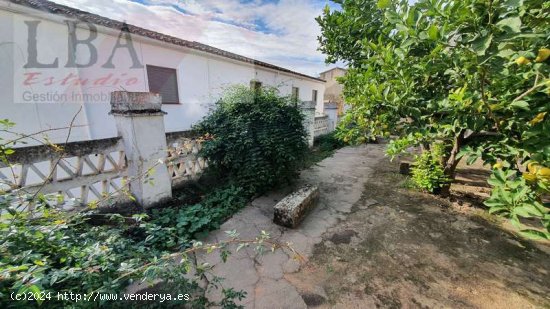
xmin=110 ymin=91 xmax=162 ymax=113
xmin=273 ymin=185 xmax=319 ymax=228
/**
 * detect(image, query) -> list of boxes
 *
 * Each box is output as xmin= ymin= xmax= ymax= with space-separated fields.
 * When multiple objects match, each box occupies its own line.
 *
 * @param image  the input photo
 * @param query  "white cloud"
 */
xmin=51 ymin=0 xmax=337 ymax=76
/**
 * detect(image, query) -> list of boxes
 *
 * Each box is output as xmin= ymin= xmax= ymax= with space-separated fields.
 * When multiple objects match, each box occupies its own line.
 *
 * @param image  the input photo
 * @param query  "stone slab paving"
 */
xmin=198 ymin=144 xmax=384 ymax=308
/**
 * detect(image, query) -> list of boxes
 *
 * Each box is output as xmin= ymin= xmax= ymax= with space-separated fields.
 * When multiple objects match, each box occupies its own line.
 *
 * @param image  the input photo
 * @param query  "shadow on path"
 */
xmin=286 ymin=154 xmax=550 ymax=309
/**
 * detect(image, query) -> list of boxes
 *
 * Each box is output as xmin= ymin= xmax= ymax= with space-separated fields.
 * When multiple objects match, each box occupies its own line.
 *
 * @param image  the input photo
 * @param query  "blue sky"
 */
xmin=53 ymin=0 xmax=343 ymax=76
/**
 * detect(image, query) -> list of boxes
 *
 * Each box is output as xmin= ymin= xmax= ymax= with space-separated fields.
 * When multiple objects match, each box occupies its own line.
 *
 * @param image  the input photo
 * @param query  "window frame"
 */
xmin=312 ymin=89 xmax=318 ymax=103
xmin=250 ymin=80 xmax=262 ymax=91
xmin=291 ymin=86 xmax=300 ymax=101
xmin=146 ymin=64 xmax=181 ymax=105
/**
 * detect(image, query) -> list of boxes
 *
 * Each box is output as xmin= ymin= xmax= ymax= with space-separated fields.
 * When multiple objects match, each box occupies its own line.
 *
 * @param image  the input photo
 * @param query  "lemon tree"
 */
xmin=317 ymin=0 xmax=549 ymax=238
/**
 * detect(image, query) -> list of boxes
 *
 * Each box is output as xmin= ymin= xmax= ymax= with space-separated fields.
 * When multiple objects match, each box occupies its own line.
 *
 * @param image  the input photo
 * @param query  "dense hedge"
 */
xmin=194 ymin=86 xmax=308 ymax=195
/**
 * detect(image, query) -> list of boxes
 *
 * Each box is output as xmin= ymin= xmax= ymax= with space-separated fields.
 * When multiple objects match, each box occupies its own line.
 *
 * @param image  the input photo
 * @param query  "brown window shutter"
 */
xmin=146 ymin=65 xmax=180 ymax=104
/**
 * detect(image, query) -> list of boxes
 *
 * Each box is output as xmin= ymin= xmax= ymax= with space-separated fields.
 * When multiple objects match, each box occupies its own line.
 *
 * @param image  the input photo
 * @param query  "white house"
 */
xmin=0 ymin=0 xmax=325 ymax=145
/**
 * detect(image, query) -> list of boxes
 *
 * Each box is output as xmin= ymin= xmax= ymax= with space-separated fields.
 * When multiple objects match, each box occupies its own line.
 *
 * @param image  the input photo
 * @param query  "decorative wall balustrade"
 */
xmin=314 ymin=114 xmax=331 ymax=137
xmin=165 ymin=131 xmax=207 ymax=187
xmin=1 ymin=93 xmax=321 ymax=210
xmin=0 ymin=131 xmax=208 ymax=210
xmin=0 ymin=138 xmax=128 ymax=210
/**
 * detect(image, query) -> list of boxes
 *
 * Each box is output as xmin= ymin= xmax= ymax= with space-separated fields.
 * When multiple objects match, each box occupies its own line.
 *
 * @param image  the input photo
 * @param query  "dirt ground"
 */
xmin=285 ymin=157 xmax=550 ymax=309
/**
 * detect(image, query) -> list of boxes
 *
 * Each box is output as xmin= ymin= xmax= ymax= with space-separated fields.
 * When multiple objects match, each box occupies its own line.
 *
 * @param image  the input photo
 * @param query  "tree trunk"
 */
xmin=439 ymin=129 xmax=466 ymax=197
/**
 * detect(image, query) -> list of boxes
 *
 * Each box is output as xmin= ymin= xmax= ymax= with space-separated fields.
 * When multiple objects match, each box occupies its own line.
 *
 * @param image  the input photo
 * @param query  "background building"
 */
xmin=319 ymin=67 xmax=347 ymax=128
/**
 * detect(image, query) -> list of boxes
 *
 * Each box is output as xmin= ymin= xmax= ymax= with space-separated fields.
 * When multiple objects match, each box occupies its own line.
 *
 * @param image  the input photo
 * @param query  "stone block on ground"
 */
xmin=273 ymin=185 xmax=319 ymax=228
xmin=399 ymin=162 xmax=411 ymax=175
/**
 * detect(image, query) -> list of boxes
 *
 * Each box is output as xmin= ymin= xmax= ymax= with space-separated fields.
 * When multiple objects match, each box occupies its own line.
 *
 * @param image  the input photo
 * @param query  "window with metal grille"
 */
xmin=146 ymin=65 xmax=180 ymax=104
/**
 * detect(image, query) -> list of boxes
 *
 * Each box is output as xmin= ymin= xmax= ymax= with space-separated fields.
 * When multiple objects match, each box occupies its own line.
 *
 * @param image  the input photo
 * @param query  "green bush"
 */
xmin=316 ymin=132 xmax=346 ymax=153
xmin=0 ymin=188 xmax=252 ymax=308
xmin=411 ymin=144 xmax=449 ymax=193
xmin=194 ymin=86 xmax=308 ymax=195
xmin=0 ymin=206 xmax=204 ymax=308
xmin=1 ymin=104 xmax=299 ymax=307
xmin=485 ymin=168 xmax=550 ymax=240
xmin=300 ymin=132 xmax=348 ymax=168
xmin=0 ymin=184 xmax=248 ymax=308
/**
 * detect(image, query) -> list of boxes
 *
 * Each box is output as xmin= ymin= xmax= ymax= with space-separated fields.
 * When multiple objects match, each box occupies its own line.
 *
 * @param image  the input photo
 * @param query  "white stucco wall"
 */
xmin=0 ymin=3 xmax=325 ymax=146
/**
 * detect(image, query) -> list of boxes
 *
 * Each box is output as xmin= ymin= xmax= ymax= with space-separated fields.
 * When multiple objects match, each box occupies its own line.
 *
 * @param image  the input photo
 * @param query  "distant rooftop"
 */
xmin=319 ymin=67 xmax=348 ymax=75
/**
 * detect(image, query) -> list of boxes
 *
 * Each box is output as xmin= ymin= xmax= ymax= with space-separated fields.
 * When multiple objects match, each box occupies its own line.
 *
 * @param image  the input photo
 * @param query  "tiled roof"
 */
xmin=319 ymin=67 xmax=347 ymax=75
xmin=8 ymin=0 xmax=325 ymax=83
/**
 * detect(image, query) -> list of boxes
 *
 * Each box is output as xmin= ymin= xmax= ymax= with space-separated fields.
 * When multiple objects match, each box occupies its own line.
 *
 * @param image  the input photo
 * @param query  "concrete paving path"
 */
xmin=198 ymin=145 xmax=384 ymax=308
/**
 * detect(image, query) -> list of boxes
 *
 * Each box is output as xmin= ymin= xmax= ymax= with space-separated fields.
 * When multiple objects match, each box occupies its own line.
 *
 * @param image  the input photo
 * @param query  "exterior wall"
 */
xmin=0 ymin=91 xmax=318 ymax=210
xmin=313 ymin=114 xmax=330 ymax=137
xmin=324 ymin=106 xmax=338 ymax=131
xmin=0 ymin=3 xmax=325 ymax=146
xmin=319 ymin=67 xmax=346 ymax=105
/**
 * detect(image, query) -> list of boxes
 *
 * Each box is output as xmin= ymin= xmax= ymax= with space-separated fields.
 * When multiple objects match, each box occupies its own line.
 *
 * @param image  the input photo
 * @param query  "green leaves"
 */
xmin=510 ymin=100 xmax=529 ymax=110
xmin=377 ymin=0 xmax=391 ymax=9
xmin=471 ymin=34 xmax=493 ymax=56
xmin=194 ymin=86 xmax=308 ymax=195
xmin=1 ymin=182 xmax=252 ymax=308
xmin=410 ymin=143 xmax=450 ymax=193
xmin=485 ymin=168 xmax=550 ymax=239
xmin=496 ymin=16 xmax=522 ymax=33
xmin=427 ymin=25 xmax=439 ymax=40
xmin=502 ymin=0 xmax=523 ymax=9
xmin=318 ymin=0 xmax=550 ymax=239
xmin=148 ymin=186 xmax=248 ymax=248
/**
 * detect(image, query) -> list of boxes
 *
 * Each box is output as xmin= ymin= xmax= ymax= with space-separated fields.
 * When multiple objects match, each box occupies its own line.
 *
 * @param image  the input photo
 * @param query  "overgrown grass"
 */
xmin=301 ymin=132 xmax=348 ymax=168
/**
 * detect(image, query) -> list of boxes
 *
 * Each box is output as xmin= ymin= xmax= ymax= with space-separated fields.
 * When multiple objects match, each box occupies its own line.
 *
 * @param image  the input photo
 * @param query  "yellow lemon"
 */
xmin=529 ymin=112 xmax=547 ymax=125
xmin=515 ymin=56 xmax=531 ymax=65
xmin=527 ymin=162 xmax=541 ymax=173
xmin=34 ymin=260 xmax=45 ymax=266
xmin=493 ymin=162 xmax=503 ymax=169
xmin=522 ymin=172 xmax=537 ymax=182
xmin=476 ymin=105 xmax=484 ymax=113
xmin=537 ymin=167 xmax=550 ymax=177
xmin=535 ymin=48 xmax=550 ymax=63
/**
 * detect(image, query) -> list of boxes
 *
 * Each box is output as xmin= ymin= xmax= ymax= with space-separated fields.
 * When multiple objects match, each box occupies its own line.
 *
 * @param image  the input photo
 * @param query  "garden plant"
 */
xmin=317 ymin=0 xmax=549 ymax=239
xmin=0 ymin=85 xmax=308 ymax=308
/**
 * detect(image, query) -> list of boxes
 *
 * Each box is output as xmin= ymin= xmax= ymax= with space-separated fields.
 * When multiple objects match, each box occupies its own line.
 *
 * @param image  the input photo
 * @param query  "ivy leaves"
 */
xmin=194 ymin=86 xmax=308 ymax=195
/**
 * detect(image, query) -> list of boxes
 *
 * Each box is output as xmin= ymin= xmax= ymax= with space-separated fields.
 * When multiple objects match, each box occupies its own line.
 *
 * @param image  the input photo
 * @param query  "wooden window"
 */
xmin=250 ymin=80 xmax=262 ymax=91
xmin=312 ymin=90 xmax=318 ymax=103
xmin=292 ymin=86 xmax=300 ymax=101
xmin=146 ymin=65 xmax=180 ymax=104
